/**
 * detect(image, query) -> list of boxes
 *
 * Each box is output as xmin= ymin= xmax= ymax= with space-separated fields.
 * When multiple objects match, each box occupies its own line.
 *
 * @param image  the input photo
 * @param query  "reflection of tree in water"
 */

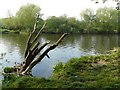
xmin=118 ymin=35 xmax=120 ymax=47
xmin=1 ymin=33 xmax=28 ymax=55
xmin=81 ymin=35 xmax=118 ymax=54
xmin=39 ymin=34 xmax=118 ymax=54
xmin=1 ymin=34 xmax=119 ymax=58
xmin=108 ymin=35 xmax=118 ymax=48
xmin=94 ymin=35 xmax=118 ymax=53
xmin=81 ymin=35 xmax=93 ymax=52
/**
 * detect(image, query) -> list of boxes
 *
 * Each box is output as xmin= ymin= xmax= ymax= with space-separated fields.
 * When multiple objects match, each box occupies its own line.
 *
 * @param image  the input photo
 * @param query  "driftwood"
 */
xmin=18 ymin=14 xmax=67 ymax=75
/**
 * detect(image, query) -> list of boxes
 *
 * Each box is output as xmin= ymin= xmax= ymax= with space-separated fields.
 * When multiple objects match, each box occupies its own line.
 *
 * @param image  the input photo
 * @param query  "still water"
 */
xmin=0 ymin=33 xmax=119 ymax=78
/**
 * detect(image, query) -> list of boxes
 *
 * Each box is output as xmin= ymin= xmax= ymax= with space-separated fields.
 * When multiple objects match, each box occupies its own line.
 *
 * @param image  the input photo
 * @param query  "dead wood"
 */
xmin=22 ymin=33 xmax=67 ymax=75
xmin=14 ymin=14 xmax=67 ymax=76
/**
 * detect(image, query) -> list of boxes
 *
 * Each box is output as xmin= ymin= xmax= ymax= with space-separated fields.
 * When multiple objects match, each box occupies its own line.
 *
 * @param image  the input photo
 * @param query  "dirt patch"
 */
xmin=91 ymin=60 xmax=108 ymax=67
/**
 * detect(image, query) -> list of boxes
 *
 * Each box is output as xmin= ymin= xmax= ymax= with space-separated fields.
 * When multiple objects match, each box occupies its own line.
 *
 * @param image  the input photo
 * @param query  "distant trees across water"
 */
xmin=0 ymin=4 xmax=119 ymax=34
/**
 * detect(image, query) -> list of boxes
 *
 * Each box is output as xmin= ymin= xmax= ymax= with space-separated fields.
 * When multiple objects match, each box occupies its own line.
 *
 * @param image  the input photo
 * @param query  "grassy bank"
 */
xmin=0 ymin=29 xmax=19 ymax=34
xmin=2 ymin=47 xmax=120 ymax=88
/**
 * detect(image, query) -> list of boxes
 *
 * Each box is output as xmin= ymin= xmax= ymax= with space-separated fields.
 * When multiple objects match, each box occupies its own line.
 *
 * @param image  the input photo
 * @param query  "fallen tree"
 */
xmin=5 ymin=14 xmax=67 ymax=76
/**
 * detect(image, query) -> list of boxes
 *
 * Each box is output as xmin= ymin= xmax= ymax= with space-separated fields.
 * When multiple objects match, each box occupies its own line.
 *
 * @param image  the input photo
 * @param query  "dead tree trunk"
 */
xmin=19 ymin=14 xmax=67 ymax=75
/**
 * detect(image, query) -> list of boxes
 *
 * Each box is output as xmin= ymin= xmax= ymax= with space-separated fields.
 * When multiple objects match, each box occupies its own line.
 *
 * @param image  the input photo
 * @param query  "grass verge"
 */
xmin=2 ymin=47 xmax=120 ymax=88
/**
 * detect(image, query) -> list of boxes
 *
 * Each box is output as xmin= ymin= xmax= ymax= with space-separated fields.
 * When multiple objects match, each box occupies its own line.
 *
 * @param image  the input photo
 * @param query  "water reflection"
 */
xmin=0 ymin=33 xmax=119 ymax=78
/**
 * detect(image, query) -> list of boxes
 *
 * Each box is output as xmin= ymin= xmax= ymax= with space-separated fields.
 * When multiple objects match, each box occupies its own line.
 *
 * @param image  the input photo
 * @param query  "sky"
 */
xmin=0 ymin=0 xmax=117 ymax=19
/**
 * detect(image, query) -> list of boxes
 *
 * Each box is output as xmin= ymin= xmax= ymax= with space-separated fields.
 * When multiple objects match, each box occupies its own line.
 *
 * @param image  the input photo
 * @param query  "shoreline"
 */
xmin=2 ymin=47 xmax=120 ymax=88
xmin=0 ymin=28 xmax=119 ymax=35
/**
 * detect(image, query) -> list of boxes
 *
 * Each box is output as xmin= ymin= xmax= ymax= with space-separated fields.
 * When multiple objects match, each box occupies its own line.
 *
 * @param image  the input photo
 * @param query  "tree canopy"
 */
xmin=1 ymin=3 xmax=119 ymax=34
xmin=2 ymin=4 xmax=42 ymax=31
xmin=45 ymin=15 xmax=81 ymax=34
xmin=80 ymin=7 xmax=118 ymax=33
xmin=16 ymin=3 xmax=42 ymax=31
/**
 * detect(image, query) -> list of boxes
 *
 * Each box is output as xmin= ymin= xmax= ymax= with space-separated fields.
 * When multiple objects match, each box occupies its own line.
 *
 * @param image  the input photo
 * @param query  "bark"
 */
xmin=31 ymin=22 xmax=46 ymax=44
xmin=23 ymin=16 xmax=46 ymax=70
xmin=18 ymin=14 xmax=67 ymax=76
xmin=22 ymin=33 xmax=67 ymax=75
xmin=24 ymin=14 xmax=46 ymax=58
xmin=21 ymin=41 xmax=50 ymax=72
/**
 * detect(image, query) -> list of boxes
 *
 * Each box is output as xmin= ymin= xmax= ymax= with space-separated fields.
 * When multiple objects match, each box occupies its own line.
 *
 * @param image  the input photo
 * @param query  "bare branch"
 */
xmin=24 ymin=17 xmax=46 ymax=58
xmin=21 ymin=41 xmax=50 ymax=72
xmin=55 ymin=33 xmax=68 ymax=45
xmin=31 ymin=22 xmax=46 ymax=44
xmin=22 ymin=33 xmax=67 ymax=75
xmin=32 ymin=14 xmax=40 ymax=33
xmin=24 ymin=33 xmax=32 ymax=58
xmin=31 ymin=42 xmax=40 ymax=53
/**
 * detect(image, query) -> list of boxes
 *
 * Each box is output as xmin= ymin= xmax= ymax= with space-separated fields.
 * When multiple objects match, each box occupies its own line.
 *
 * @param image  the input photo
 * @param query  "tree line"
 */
xmin=0 ymin=3 xmax=119 ymax=34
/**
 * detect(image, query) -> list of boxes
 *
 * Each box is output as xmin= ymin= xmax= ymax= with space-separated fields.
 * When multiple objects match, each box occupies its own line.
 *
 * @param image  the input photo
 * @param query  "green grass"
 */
xmin=2 ymin=47 xmax=120 ymax=88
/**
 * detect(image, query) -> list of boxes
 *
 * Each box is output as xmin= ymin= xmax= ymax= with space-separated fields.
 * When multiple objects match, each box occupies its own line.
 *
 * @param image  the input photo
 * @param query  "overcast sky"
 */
xmin=0 ymin=0 xmax=117 ymax=19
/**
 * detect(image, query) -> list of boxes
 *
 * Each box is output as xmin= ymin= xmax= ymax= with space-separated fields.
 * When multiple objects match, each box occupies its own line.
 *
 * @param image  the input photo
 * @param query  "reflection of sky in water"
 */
xmin=0 ymin=39 xmax=22 ymax=71
xmin=0 ymin=34 xmax=119 ymax=79
xmin=0 ymin=38 xmax=23 ymax=86
xmin=32 ymin=45 xmax=98 ymax=78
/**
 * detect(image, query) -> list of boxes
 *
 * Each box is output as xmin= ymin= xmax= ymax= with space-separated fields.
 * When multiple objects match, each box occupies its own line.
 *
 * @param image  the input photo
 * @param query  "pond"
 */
xmin=0 ymin=33 xmax=119 ymax=80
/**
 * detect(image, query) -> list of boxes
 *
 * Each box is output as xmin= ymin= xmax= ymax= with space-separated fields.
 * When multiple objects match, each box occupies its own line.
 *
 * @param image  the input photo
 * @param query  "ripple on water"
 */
xmin=0 ymin=34 xmax=119 ymax=78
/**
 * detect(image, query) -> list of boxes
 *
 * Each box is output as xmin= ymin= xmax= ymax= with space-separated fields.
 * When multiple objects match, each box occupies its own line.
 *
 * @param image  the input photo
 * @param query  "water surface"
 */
xmin=0 ymin=33 xmax=118 ymax=78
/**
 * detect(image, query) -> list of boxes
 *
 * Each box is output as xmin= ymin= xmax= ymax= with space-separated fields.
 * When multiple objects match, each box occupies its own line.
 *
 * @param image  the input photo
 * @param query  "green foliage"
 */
xmin=45 ymin=15 xmax=82 ymax=34
xmin=4 ymin=67 xmax=17 ymax=73
xmin=2 ymin=4 xmax=43 ymax=32
xmin=0 ymin=18 xmax=2 ymax=28
xmin=1 ymin=6 xmax=118 ymax=34
xmin=16 ymin=3 xmax=42 ymax=31
xmin=80 ymin=8 xmax=95 ymax=33
xmin=2 ymin=75 xmax=70 ymax=88
xmin=95 ymin=7 xmax=118 ymax=33
xmin=0 ymin=29 xmax=19 ymax=34
xmin=2 ymin=48 xmax=120 ymax=88
xmin=53 ymin=62 xmax=64 ymax=73
xmin=52 ymin=47 xmax=120 ymax=88
xmin=80 ymin=7 xmax=118 ymax=33
xmin=45 ymin=7 xmax=118 ymax=34
xmin=2 ymin=74 xmax=18 ymax=88
xmin=0 ymin=29 xmax=8 ymax=33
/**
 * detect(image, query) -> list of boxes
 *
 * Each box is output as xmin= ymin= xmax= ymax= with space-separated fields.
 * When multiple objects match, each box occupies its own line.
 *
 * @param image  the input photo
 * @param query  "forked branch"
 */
xmin=24 ymin=14 xmax=46 ymax=58
xmin=22 ymin=33 xmax=67 ymax=75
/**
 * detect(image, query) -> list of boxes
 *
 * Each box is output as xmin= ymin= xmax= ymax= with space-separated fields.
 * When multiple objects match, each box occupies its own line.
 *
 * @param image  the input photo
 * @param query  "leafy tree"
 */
xmin=1 ymin=3 xmax=118 ymax=34
xmin=95 ymin=7 xmax=118 ymax=33
xmin=1 ymin=4 xmax=43 ymax=31
xmin=2 ymin=11 xmax=17 ymax=30
xmin=0 ymin=18 xmax=2 ymax=28
xmin=66 ymin=17 xmax=81 ymax=33
xmin=45 ymin=15 xmax=68 ymax=33
xmin=2 ymin=17 xmax=14 ymax=30
xmin=80 ymin=9 xmax=96 ymax=33
xmin=16 ymin=3 xmax=42 ymax=31
xmin=80 ymin=7 xmax=118 ymax=33
xmin=45 ymin=15 xmax=82 ymax=34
